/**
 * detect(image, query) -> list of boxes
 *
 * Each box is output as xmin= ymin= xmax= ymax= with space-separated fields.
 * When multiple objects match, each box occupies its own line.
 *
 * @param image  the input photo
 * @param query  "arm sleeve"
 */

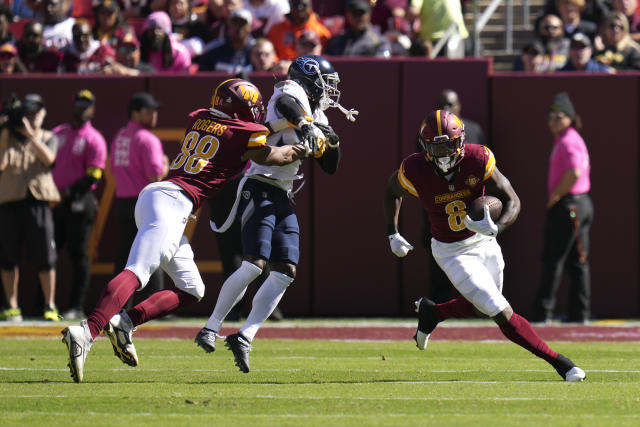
xmin=274 ymin=94 xmax=310 ymax=126
xmin=315 ymin=145 xmax=340 ymax=174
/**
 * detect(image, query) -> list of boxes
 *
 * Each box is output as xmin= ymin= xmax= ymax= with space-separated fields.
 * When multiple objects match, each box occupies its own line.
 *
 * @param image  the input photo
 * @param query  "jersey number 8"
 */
xmin=170 ymin=131 xmax=220 ymax=174
xmin=445 ymin=200 xmax=467 ymax=232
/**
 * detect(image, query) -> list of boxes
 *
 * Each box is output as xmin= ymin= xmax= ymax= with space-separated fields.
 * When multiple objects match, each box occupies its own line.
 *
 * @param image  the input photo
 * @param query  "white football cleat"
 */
xmin=565 ymin=366 xmax=586 ymax=382
xmin=103 ymin=312 xmax=138 ymax=367
xmin=61 ymin=321 xmax=92 ymax=383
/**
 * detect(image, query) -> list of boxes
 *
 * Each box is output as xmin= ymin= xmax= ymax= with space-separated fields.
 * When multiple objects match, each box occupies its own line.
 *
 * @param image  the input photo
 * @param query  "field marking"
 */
xmin=3 ymin=366 xmax=640 ymax=374
xmin=4 ymin=410 xmax=640 ymax=419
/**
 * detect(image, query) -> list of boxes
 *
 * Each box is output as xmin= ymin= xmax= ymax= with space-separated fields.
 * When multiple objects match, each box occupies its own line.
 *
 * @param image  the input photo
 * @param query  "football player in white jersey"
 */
xmin=196 ymin=55 xmax=358 ymax=373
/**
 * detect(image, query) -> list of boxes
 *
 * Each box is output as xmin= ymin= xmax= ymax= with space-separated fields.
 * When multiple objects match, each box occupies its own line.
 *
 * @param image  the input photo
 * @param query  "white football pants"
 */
xmin=125 ymin=181 xmax=205 ymax=300
xmin=432 ymin=233 xmax=509 ymax=317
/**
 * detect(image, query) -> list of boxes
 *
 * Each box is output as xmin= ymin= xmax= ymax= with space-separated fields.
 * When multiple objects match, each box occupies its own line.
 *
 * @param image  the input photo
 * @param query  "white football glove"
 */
xmin=388 ymin=233 xmax=414 ymax=257
xmin=464 ymin=205 xmax=499 ymax=237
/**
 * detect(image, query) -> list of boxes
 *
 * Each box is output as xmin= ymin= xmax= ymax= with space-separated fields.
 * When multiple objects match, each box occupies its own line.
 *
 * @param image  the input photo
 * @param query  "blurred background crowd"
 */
xmin=0 ymin=0 xmax=637 ymax=75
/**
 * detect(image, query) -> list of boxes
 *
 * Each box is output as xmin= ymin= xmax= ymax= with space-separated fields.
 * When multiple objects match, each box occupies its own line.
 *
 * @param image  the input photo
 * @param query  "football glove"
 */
xmin=314 ymin=123 xmax=339 ymax=148
xmin=464 ymin=205 xmax=499 ymax=237
xmin=300 ymin=123 xmax=320 ymax=157
xmin=389 ymin=233 xmax=414 ymax=257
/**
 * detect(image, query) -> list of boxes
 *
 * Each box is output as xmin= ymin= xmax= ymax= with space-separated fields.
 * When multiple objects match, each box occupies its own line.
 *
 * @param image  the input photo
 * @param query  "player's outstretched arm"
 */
xmin=243 ymin=144 xmax=307 ymax=166
xmin=484 ymin=166 xmax=521 ymax=233
xmin=384 ymin=170 xmax=414 ymax=257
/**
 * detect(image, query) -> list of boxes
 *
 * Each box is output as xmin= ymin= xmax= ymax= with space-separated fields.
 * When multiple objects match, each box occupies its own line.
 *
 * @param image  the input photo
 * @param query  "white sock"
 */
xmin=240 ymin=271 xmax=293 ymax=341
xmin=204 ymin=261 xmax=262 ymax=332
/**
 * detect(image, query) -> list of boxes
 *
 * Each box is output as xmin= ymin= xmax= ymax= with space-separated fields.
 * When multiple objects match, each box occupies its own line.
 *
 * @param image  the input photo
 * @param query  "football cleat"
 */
xmin=194 ymin=328 xmax=219 ymax=353
xmin=103 ymin=312 xmax=138 ymax=367
xmin=61 ymin=321 xmax=93 ymax=383
xmin=414 ymin=297 xmax=439 ymax=350
xmin=553 ymin=354 xmax=586 ymax=382
xmin=0 ymin=307 xmax=23 ymax=322
xmin=225 ymin=332 xmax=252 ymax=373
xmin=43 ymin=305 xmax=60 ymax=321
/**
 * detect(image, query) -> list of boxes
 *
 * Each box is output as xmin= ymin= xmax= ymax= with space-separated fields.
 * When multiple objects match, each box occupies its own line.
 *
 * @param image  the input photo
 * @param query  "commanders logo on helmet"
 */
xmin=418 ymin=109 xmax=465 ymax=173
xmin=211 ymin=78 xmax=265 ymax=123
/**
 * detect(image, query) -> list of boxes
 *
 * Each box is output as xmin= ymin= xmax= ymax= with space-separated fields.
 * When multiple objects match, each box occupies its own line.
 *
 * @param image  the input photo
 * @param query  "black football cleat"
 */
xmin=414 ymin=297 xmax=439 ymax=350
xmin=225 ymin=333 xmax=252 ymax=373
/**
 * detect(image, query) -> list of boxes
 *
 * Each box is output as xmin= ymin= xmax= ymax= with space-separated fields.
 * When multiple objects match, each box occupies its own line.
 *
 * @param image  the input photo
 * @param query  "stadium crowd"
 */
xmin=0 ymin=0 xmax=637 ymax=75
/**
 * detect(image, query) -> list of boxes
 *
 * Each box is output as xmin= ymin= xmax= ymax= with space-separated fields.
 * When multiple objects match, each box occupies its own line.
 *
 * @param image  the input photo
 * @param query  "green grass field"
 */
xmin=2 ymin=334 xmax=640 ymax=426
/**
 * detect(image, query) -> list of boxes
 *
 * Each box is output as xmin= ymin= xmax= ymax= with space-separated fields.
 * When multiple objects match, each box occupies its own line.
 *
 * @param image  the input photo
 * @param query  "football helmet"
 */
xmin=418 ymin=109 xmax=465 ymax=173
xmin=210 ymin=78 xmax=265 ymax=123
xmin=288 ymin=55 xmax=340 ymax=107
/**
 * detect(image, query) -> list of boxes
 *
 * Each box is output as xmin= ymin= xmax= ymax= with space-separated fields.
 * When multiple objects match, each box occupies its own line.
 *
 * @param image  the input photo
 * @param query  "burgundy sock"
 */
xmin=87 ymin=270 xmax=140 ymax=339
xmin=127 ymin=289 xmax=198 ymax=327
xmin=435 ymin=296 xmax=478 ymax=321
xmin=499 ymin=312 xmax=558 ymax=364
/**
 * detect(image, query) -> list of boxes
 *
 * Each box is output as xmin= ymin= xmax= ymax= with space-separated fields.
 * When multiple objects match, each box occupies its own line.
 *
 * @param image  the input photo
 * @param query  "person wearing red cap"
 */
xmin=0 ymin=43 xmax=26 ymax=74
xmin=51 ymin=90 xmax=107 ymax=320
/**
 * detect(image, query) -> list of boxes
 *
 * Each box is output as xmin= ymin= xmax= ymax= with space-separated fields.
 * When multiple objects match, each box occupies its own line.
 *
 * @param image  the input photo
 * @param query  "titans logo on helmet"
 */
xmin=295 ymin=57 xmax=320 ymax=76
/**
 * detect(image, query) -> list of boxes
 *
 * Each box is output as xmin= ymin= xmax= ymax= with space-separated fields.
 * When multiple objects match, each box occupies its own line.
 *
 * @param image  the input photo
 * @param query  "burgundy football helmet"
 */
xmin=418 ymin=109 xmax=466 ymax=173
xmin=210 ymin=78 xmax=265 ymax=123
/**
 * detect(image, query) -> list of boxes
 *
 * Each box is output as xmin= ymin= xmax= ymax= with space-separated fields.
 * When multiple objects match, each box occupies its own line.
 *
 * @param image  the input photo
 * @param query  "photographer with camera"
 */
xmin=0 ymin=94 xmax=61 ymax=322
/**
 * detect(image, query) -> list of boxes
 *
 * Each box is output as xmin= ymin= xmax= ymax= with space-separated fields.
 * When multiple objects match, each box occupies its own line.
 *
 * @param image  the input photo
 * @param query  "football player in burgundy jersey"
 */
xmin=383 ymin=109 xmax=586 ymax=382
xmin=61 ymin=79 xmax=307 ymax=383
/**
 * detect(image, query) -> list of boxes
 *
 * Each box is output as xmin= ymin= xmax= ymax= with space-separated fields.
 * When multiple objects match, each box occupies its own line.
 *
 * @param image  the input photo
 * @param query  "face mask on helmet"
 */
xmin=419 ymin=110 xmax=466 ymax=173
xmin=424 ymin=134 xmax=465 ymax=172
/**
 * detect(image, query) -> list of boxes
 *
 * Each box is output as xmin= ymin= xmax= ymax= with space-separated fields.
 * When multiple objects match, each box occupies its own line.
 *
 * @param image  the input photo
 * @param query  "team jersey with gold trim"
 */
xmin=398 ymin=144 xmax=496 ymax=243
xmin=167 ymin=108 xmax=268 ymax=210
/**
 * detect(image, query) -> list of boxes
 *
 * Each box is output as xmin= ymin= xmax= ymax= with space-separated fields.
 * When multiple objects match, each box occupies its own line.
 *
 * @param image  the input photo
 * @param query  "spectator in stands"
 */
xmin=556 ymin=0 xmax=597 ymax=39
xmin=168 ymin=0 xmax=209 ymax=58
xmin=294 ymin=28 xmax=321 ymax=55
xmin=0 ymin=6 xmax=15 ymax=46
xmin=611 ymin=0 xmax=640 ymax=42
xmin=244 ymin=0 xmax=289 ymax=37
xmin=16 ymin=21 xmax=62 ymax=72
xmin=536 ymin=14 xmax=570 ymax=71
xmin=559 ymin=32 xmax=613 ymax=71
xmin=118 ymin=0 xmax=152 ymax=19
xmin=371 ymin=0 xmax=410 ymax=35
xmin=52 ymin=90 xmax=107 ymax=320
xmin=325 ymin=0 xmax=391 ymax=57
xmin=199 ymin=7 xmax=253 ymax=72
xmin=0 ymin=94 xmax=61 ymax=322
xmin=267 ymin=0 xmax=331 ymax=60
xmin=593 ymin=11 xmax=640 ymax=70
xmin=103 ymin=28 xmax=157 ymax=74
xmin=61 ymin=20 xmax=116 ymax=72
xmin=512 ymin=41 xmax=545 ymax=72
xmin=0 ymin=43 xmax=27 ymax=74
xmin=408 ymin=36 xmax=433 ymax=57
xmin=249 ymin=37 xmax=289 ymax=72
xmin=92 ymin=0 xmax=127 ymax=47
xmin=203 ymin=0 xmax=243 ymax=50
xmin=110 ymin=93 xmax=168 ymax=311
xmin=12 ymin=0 xmax=44 ymax=20
xmin=140 ymin=11 xmax=192 ymax=72
xmin=43 ymin=0 xmax=76 ymax=49
xmin=540 ymin=0 xmax=608 ymax=30
xmin=407 ymin=0 xmax=469 ymax=58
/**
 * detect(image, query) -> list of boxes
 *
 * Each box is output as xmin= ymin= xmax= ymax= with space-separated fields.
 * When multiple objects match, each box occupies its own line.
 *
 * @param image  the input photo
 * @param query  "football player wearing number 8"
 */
xmin=195 ymin=55 xmax=358 ymax=373
xmin=61 ymin=79 xmax=308 ymax=383
xmin=383 ymin=109 xmax=586 ymax=381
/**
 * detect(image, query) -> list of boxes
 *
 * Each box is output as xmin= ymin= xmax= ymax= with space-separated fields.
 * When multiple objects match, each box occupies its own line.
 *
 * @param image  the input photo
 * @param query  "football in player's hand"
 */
xmin=468 ymin=195 xmax=503 ymax=221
